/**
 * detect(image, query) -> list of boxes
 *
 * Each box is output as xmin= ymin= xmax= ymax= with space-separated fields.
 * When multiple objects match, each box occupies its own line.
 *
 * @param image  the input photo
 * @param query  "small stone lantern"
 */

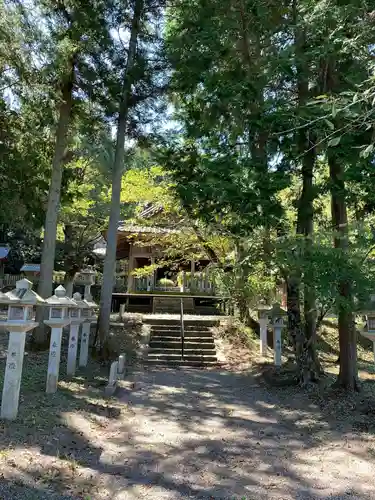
xmin=1 ymin=279 xmax=45 ymax=420
xmin=79 ymin=294 xmax=98 ymax=368
xmin=44 ymin=285 xmax=76 ymax=393
xmin=257 ymin=300 xmax=272 ymax=356
xmin=269 ymin=302 xmax=286 ymax=368
xmin=80 ymin=268 xmax=96 ymax=300
xmin=66 ymin=292 xmax=86 ymax=376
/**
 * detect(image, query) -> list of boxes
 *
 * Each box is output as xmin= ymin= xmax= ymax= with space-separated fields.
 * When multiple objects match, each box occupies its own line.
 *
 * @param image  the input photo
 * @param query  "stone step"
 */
xmin=150 ymin=330 xmax=213 ymax=338
xmin=150 ymin=325 xmax=211 ymax=332
xmin=150 ymin=336 xmax=215 ymax=344
xmin=149 ymin=341 xmax=216 ymax=350
xmin=150 ymin=335 xmax=215 ymax=342
xmin=149 ymin=347 xmax=217 ymax=356
xmin=143 ymin=318 xmax=219 ymax=327
xmin=152 ymin=307 xmax=195 ymax=315
xmin=145 ymin=359 xmax=218 ymax=367
xmin=148 ymin=353 xmax=217 ymax=362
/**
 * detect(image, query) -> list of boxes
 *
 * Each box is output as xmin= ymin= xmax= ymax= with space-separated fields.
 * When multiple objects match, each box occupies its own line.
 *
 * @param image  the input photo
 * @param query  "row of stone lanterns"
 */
xmin=257 ymin=301 xmax=286 ymax=367
xmin=0 ymin=278 xmax=97 ymax=420
xmin=258 ymin=302 xmax=375 ymax=367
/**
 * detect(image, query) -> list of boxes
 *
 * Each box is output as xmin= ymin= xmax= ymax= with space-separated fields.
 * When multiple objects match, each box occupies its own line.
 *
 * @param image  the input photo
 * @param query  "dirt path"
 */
xmin=2 ymin=365 xmax=375 ymax=499
xmin=100 ymin=367 xmax=375 ymax=500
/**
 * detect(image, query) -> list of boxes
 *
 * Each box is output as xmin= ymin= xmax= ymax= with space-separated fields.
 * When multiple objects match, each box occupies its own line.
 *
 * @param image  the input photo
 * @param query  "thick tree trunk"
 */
xmin=34 ymin=58 xmax=75 ymax=348
xmin=97 ymin=0 xmax=144 ymax=353
xmin=328 ymin=152 xmax=359 ymax=391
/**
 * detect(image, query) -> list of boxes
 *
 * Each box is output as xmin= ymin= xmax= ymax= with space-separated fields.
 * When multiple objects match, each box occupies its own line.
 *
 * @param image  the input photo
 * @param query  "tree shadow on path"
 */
xmin=3 ymin=365 xmax=375 ymax=499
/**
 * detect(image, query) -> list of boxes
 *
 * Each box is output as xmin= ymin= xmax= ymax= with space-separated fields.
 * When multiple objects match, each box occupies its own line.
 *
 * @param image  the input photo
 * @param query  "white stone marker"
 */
xmin=269 ymin=303 xmax=286 ymax=368
xmin=66 ymin=292 xmax=85 ymax=376
xmin=79 ymin=295 xmax=97 ymax=368
xmin=257 ymin=301 xmax=271 ymax=356
xmin=44 ymin=286 xmax=75 ymax=393
xmin=105 ymin=361 xmax=118 ymax=396
xmin=118 ymin=354 xmax=126 ymax=379
xmin=1 ymin=279 xmax=45 ymax=420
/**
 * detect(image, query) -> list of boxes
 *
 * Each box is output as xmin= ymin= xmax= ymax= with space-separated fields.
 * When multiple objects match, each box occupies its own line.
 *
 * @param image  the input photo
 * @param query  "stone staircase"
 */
xmin=144 ymin=318 xmax=218 ymax=367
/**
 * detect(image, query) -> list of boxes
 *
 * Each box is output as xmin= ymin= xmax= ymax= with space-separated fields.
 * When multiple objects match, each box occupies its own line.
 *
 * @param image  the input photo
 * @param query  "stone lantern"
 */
xmin=360 ymin=309 xmax=375 ymax=363
xmin=79 ymin=294 xmax=98 ymax=368
xmin=66 ymin=292 xmax=85 ymax=376
xmin=79 ymin=268 xmax=96 ymax=300
xmin=1 ymin=279 xmax=45 ymax=420
xmin=44 ymin=285 xmax=76 ymax=393
xmin=269 ymin=302 xmax=286 ymax=368
xmin=257 ymin=300 xmax=272 ymax=356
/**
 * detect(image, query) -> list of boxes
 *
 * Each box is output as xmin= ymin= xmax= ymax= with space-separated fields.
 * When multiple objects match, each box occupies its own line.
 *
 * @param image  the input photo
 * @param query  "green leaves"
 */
xmin=325 ymin=119 xmax=335 ymax=130
xmin=328 ymin=136 xmax=341 ymax=147
xmin=360 ymin=144 xmax=374 ymax=159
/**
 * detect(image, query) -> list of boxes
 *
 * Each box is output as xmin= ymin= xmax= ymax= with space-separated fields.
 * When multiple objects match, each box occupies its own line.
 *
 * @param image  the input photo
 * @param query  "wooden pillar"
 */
xmin=151 ymin=257 xmax=156 ymax=291
xmin=190 ymin=261 xmax=195 ymax=292
xmin=127 ymin=245 xmax=134 ymax=293
xmin=204 ymin=267 xmax=209 ymax=293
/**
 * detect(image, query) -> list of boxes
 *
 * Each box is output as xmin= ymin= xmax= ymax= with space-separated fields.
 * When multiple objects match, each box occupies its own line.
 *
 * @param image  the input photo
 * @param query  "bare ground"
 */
xmin=1 ymin=316 xmax=375 ymax=498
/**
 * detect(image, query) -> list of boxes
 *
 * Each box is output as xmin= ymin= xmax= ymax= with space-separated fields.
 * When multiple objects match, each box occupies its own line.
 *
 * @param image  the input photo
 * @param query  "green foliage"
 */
xmin=158 ymin=278 xmax=175 ymax=287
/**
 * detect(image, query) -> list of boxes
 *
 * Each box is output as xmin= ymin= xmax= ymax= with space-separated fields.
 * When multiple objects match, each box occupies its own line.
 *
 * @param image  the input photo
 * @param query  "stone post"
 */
xmin=118 ymin=354 xmax=125 ymax=379
xmin=2 ymin=331 xmax=27 ymax=420
xmin=67 ymin=324 xmax=79 ymax=376
xmin=66 ymin=293 xmax=85 ymax=376
xmin=79 ymin=322 xmax=91 ymax=367
xmin=257 ymin=301 xmax=271 ymax=357
xmin=269 ymin=303 xmax=286 ymax=368
xmin=45 ymin=285 xmax=74 ymax=393
xmin=105 ymin=361 xmax=118 ymax=396
xmin=47 ymin=327 xmax=64 ymax=393
xmin=1 ymin=279 xmax=44 ymax=420
xmin=79 ymin=296 xmax=97 ymax=368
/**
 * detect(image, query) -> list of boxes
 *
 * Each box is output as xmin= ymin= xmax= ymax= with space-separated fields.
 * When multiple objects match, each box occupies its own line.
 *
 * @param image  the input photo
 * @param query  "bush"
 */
xmin=158 ymin=278 xmax=176 ymax=287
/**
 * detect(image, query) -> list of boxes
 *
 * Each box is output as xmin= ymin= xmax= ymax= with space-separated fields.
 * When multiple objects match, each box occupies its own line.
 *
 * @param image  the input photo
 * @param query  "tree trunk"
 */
xmin=33 ymin=57 xmax=75 ymax=348
xmin=62 ymin=224 xmax=78 ymax=297
xmin=286 ymin=276 xmax=301 ymax=351
xmin=97 ymin=0 xmax=144 ymax=352
xmin=64 ymin=269 xmax=76 ymax=298
xmin=290 ymin=2 xmax=321 ymax=383
xmin=328 ymin=152 xmax=359 ymax=390
xmin=323 ymin=52 xmax=359 ymax=391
